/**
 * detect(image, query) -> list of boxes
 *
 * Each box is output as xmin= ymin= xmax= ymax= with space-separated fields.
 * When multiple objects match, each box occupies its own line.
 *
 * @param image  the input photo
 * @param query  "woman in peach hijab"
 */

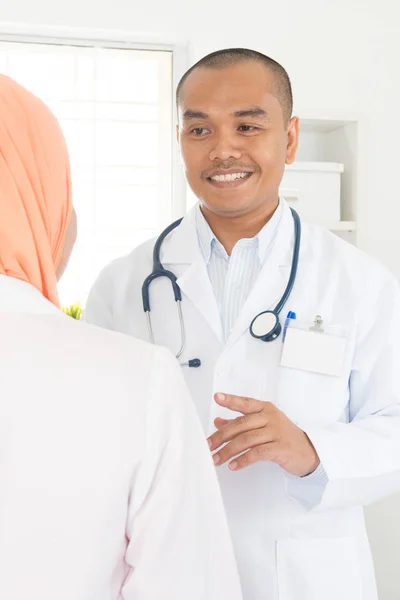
xmin=0 ymin=76 xmax=242 ymax=600
xmin=0 ymin=75 xmax=75 ymax=303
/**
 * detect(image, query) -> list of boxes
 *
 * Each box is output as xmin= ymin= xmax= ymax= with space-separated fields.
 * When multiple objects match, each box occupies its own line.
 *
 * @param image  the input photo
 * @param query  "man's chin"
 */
xmin=200 ymin=197 xmax=255 ymax=218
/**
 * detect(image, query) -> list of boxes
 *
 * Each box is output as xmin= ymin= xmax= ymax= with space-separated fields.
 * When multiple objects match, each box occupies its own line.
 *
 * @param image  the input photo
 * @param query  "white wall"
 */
xmin=3 ymin=0 xmax=398 ymax=270
xmin=1 ymin=0 xmax=400 ymax=597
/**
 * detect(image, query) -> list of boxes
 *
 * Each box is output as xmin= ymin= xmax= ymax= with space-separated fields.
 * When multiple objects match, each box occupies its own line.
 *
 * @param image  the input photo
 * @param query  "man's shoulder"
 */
xmin=91 ymin=237 xmax=157 ymax=296
xmin=104 ymin=237 xmax=157 ymax=277
xmin=305 ymin=222 xmax=395 ymax=287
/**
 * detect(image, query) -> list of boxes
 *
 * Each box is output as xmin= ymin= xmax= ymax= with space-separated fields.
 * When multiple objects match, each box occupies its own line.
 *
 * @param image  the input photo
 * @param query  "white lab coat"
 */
xmin=0 ymin=275 xmax=243 ymax=600
xmin=85 ymin=200 xmax=400 ymax=600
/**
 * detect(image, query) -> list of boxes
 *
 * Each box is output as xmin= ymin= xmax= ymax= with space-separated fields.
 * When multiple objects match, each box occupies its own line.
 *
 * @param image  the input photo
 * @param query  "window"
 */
xmin=0 ymin=38 xmax=176 ymax=307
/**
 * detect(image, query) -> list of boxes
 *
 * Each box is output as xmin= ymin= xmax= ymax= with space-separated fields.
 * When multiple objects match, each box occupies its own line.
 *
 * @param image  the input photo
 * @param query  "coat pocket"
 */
xmin=276 ymin=537 xmax=363 ymax=600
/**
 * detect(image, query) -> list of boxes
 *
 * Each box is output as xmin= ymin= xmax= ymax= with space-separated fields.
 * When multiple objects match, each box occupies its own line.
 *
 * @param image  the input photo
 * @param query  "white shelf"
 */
xmin=325 ymin=221 xmax=356 ymax=232
xmin=285 ymin=161 xmax=344 ymax=173
xmin=297 ymin=114 xmax=358 ymax=133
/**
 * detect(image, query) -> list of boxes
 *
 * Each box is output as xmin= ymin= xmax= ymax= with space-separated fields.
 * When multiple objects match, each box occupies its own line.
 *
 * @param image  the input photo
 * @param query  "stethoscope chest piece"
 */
xmin=250 ymin=310 xmax=282 ymax=342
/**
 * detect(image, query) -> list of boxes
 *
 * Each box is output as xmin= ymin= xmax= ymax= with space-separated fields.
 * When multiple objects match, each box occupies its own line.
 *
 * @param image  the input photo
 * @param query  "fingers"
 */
xmin=214 ymin=417 xmax=229 ymax=429
xmin=212 ymin=429 xmax=275 ymax=466
xmin=214 ymin=393 xmax=266 ymax=415
xmin=208 ymin=412 xmax=268 ymax=451
xmin=210 ymin=396 xmax=280 ymax=471
xmin=228 ymin=443 xmax=280 ymax=471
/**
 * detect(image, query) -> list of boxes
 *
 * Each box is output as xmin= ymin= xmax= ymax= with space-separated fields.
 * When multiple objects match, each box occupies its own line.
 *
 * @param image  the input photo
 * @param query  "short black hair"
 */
xmin=176 ymin=48 xmax=293 ymax=123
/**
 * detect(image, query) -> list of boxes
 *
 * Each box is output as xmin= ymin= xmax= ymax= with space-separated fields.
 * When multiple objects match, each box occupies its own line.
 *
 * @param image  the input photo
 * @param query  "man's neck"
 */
xmin=200 ymin=200 xmax=279 ymax=256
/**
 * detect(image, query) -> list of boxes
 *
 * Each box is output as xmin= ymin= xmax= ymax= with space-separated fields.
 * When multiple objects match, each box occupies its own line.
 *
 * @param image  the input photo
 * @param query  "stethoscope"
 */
xmin=142 ymin=208 xmax=301 ymax=368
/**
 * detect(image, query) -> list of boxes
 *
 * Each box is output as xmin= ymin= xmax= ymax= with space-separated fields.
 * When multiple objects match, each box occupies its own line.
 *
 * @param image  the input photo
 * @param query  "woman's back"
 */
xmin=0 ymin=275 xmax=242 ymax=599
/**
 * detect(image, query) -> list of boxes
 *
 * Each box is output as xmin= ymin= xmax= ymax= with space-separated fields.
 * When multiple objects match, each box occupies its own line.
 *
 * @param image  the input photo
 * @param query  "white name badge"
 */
xmin=280 ymin=318 xmax=347 ymax=377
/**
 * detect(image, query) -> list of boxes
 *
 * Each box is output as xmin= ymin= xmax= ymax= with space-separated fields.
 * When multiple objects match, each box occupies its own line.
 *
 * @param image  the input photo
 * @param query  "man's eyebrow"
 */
xmin=182 ymin=107 xmax=269 ymax=120
xmin=183 ymin=109 xmax=209 ymax=119
xmin=234 ymin=107 xmax=269 ymax=120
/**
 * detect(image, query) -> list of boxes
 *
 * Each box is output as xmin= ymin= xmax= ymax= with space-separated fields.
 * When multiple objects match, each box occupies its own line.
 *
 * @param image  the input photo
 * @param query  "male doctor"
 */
xmin=85 ymin=48 xmax=400 ymax=600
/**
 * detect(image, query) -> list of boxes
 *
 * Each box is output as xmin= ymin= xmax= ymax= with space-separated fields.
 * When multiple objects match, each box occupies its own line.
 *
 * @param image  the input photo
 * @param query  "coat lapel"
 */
xmin=161 ymin=207 xmax=224 ymax=343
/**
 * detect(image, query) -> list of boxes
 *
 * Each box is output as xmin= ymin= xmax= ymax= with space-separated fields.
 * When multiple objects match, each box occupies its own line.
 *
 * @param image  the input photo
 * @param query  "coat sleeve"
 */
xmin=286 ymin=273 xmax=400 ymax=512
xmin=122 ymin=347 xmax=243 ymax=600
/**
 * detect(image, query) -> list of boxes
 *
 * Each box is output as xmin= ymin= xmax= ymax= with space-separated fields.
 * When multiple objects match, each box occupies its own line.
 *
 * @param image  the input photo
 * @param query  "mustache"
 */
xmin=202 ymin=163 xmax=258 ymax=178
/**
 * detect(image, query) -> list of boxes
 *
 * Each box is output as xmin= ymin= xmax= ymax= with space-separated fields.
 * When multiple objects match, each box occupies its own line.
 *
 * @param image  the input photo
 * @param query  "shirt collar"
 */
xmin=195 ymin=198 xmax=284 ymax=265
xmin=195 ymin=205 xmax=217 ymax=265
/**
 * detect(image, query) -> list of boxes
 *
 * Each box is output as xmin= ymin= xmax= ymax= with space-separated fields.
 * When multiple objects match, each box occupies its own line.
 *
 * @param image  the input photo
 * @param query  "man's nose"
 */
xmin=209 ymin=130 xmax=242 ymax=162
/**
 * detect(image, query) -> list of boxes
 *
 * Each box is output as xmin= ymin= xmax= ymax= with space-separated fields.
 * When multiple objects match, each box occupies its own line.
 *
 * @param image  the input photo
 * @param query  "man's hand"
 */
xmin=207 ymin=393 xmax=320 ymax=476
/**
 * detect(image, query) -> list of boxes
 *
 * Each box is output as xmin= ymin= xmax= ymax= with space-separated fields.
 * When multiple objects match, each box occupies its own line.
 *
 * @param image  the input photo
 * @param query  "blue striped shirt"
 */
xmin=195 ymin=201 xmax=283 ymax=341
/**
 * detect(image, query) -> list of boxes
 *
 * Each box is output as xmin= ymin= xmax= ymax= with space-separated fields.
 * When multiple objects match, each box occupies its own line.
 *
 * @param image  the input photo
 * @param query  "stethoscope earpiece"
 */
xmin=180 ymin=358 xmax=201 ymax=368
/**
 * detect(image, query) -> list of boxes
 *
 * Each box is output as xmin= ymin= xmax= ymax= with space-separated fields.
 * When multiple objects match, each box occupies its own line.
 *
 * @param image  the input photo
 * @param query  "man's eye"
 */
xmin=238 ymin=125 xmax=257 ymax=132
xmin=191 ymin=128 xmax=209 ymax=136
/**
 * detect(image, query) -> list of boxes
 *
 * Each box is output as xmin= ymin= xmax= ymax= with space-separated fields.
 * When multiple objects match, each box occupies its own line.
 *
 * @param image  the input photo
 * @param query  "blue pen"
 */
xmin=283 ymin=311 xmax=296 ymax=342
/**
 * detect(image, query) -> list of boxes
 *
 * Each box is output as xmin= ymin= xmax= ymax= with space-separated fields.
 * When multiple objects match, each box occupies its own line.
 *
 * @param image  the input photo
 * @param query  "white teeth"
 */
xmin=210 ymin=172 xmax=249 ymax=182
